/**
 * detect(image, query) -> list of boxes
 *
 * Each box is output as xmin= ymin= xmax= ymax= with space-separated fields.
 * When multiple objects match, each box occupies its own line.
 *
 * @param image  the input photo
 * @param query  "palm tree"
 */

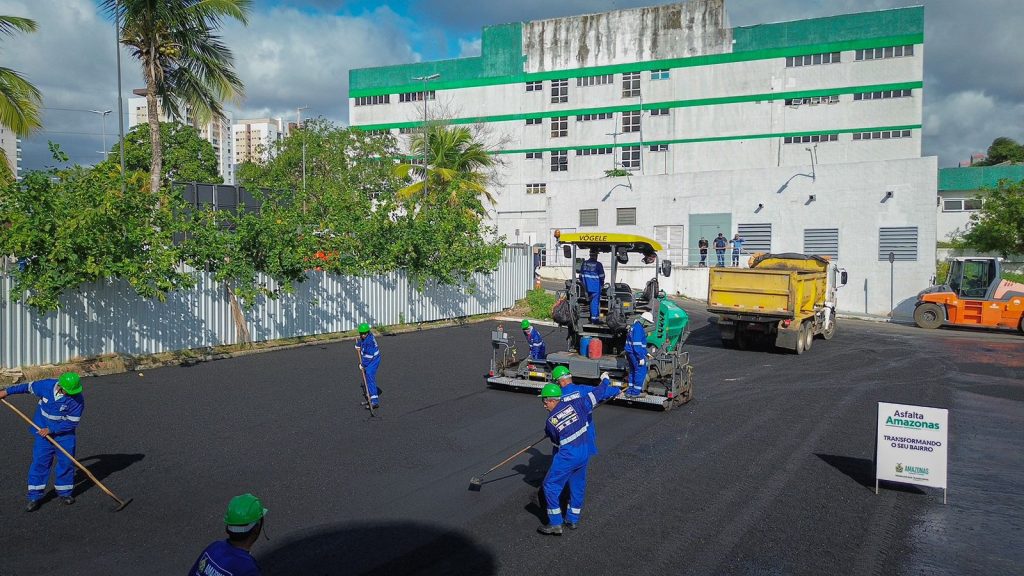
xmin=395 ymin=125 xmax=497 ymax=213
xmin=0 ymin=15 xmax=42 ymax=181
xmin=102 ymin=0 xmax=250 ymax=194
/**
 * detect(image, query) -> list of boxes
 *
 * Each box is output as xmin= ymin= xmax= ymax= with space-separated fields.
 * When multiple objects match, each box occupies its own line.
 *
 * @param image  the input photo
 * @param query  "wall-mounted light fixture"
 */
xmin=883 ymin=190 xmax=894 ymax=202
xmin=755 ymin=203 xmax=764 ymax=212
xmin=807 ymin=194 xmax=816 ymax=203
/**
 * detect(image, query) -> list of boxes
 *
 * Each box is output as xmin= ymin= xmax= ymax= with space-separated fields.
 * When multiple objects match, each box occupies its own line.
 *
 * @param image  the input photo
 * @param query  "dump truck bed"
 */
xmin=707 ymin=267 xmax=827 ymax=320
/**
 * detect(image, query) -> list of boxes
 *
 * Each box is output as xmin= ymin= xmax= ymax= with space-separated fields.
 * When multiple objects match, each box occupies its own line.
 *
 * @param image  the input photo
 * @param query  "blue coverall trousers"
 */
xmin=364 ymin=357 xmax=381 ymax=405
xmin=28 ymin=433 xmax=76 ymax=501
xmin=543 ymin=451 xmax=589 ymax=526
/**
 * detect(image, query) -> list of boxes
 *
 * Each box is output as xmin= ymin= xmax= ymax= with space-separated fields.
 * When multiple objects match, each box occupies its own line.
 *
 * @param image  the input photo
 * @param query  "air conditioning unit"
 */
xmin=809 ymin=97 xmax=820 ymax=105
xmin=790 ymin=98 xmax=804 ymax=106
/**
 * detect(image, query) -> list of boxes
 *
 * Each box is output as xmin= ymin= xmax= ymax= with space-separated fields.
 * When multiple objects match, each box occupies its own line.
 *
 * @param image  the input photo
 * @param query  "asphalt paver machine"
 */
xmin=488 ymin=231 xmax=694 ymax=410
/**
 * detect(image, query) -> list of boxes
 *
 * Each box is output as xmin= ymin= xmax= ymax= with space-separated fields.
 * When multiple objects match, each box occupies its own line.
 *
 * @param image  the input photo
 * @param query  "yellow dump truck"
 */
xmin=707 ymin=253 xmax=847 ymax=354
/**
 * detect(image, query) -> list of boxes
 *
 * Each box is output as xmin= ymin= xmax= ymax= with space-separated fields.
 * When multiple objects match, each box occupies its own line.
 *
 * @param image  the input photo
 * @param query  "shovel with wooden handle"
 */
xmin=2 ymin=398 xmax=132 ymax=511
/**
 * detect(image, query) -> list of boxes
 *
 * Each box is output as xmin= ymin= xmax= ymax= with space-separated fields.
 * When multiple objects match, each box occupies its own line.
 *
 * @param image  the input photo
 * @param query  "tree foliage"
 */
xmin=102 ymin=0 xmax=249 ymax=193
xmin=0 ymin=145 xmax=195 ymax=311
xmin=976 ymin=137 xmax=1024 ymax=166
xmin=99 ymin=122 xmax=222 ymax=184
xmin=0 ymin=15 xmax=43 ymax=182
xmin=957 ymin=178 xmax=1024 ymax=257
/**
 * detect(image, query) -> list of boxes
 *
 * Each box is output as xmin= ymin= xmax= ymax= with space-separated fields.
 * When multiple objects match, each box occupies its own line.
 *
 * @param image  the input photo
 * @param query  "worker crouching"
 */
xmin=537 ymin=374 xmax=621 ymax=535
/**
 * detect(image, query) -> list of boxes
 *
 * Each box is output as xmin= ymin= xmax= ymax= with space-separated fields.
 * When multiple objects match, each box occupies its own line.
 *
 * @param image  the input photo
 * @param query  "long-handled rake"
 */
xmin=355 ymin=347 xmax=376 ymax=417
xmin=468 ymin=436 xmax=548 ymax=491
xmin=2 ymin=398 xmax=133 ymax=512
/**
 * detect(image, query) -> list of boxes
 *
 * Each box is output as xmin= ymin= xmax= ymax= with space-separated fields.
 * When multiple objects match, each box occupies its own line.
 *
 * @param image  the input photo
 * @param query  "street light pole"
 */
xmin=297 ymin=105 xmax=309 ymax=196
xmin=89 ymin=109 xmax=112 ymax=160
xmin=412 ymin=73 xmax=439 ymax=196
xmin=115 ymin=0 xmax=126 ymax=191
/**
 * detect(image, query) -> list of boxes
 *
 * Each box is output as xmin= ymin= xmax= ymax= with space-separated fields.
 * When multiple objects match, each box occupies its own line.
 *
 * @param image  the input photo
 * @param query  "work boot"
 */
xmin=537 ymin=524 xmax=563 ymax=536
xmin=25 ymin=500 xmax=41 ymax=513
xmin=566 ymin=522 xmax=578 ymax=530
xmin=60 ymin=496 xmax=75 ymax=506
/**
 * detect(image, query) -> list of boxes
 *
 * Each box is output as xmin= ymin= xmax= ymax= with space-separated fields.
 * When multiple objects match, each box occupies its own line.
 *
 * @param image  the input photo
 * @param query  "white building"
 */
xmin=348 ymin=1 xmax=937 ymax=316
xmin=128 ymin=90 xmax=235 ymax=184
xmin=0 ymin=124 xmax=20 ymax=180
xmin=937 ymin=165 xmax=1024 ymax=242
xmin=232 ymin=118 xmax=286 ymax=165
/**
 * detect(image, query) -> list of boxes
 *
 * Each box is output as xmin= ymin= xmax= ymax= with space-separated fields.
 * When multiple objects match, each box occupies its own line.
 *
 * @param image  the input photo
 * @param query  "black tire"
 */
xmin=794 ymin=324 xmax=806 ymax=355
xmin=803 ymin=323 xmax=814 ymax=351
xmin=735 ymin=328 xmax=749 ymax=350
xmin=914 ymin=303 xmax=944 ymax=329
xmin=721 ymin=337 xmax=735 ymax=349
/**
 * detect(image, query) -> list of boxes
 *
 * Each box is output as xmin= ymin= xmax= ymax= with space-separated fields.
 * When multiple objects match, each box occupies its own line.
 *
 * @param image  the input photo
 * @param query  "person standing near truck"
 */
xmin=730 ymin=233 xmax=745 ymax=267
xmin=713 ymin=233 xmax=728 ymax=267
xmin=698 ymin=236 xmax=709 ymax=267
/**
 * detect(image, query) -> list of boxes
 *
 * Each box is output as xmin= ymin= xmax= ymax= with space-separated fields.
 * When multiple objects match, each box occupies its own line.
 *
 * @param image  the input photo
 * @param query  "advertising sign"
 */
xmin=876 ymin=402 xmax=948 ymax=502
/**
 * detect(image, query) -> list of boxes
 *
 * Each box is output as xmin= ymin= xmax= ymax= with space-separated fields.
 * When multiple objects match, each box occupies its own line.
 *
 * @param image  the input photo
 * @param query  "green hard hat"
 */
xmin=521 ymin=319 xmax=530 ymax=329
xmin=225 ymin=493 xmax=267 ymax=529
xmin=551 ymin=366 xmax=570 ymax=382
xmin=539 ymin=383 xmax=562 ymax=398
xmin=58 ymin=372 xmax=82 ymax=395
xmin=358 ymin=323 xmax=370 ymax=334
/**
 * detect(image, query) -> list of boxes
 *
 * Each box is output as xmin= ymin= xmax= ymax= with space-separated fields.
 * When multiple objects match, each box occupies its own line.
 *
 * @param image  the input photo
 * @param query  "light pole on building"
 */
xmin=89 ymin=109 xmax=112 ymax=160
xmin=412 ymin=73 xmax=439 ymax=196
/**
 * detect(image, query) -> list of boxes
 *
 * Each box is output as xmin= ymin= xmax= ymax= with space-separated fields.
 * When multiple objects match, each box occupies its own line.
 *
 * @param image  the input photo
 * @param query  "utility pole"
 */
xmin=297 ymin=105 xmax=309 ymax=196
xmin=412 ymin=73 xmax=440 ymax=196
xmin=115 ymin=0 xmax=126 ymax=191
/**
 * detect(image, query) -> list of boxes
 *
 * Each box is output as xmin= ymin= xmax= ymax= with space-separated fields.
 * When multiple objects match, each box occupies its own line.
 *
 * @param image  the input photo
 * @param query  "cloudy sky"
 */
xmin=2 ymin=0 xmax=1020 ymax=171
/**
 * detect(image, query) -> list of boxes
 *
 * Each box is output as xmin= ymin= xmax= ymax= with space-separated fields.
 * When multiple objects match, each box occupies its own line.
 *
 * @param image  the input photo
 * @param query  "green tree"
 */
xmin=976 ymin=137 xmax=1024 ymax=166
xmin=958 ymin=178 xmax=1024 ymax=257
xmin=0 ymin=145 xmax=195 ymax=312
xmin=102 ymin=0 xmax=250 ymax=194
xmin=0 ymin=15 xmax=43 ymax=183
xmin=395 ymin=125 xmax=497 ymax=213
xmin=99 ymin=121 xmax=222 ymax=183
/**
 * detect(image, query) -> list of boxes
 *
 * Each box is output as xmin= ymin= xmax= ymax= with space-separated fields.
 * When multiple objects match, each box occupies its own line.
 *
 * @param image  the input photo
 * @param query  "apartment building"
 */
xmin=0 ymin=124 xmax=20 ymax=180
xmin=348 ymin=1 xmax=936 ymax=315
xmin=232 ymin=118 xmax=286 ymax=165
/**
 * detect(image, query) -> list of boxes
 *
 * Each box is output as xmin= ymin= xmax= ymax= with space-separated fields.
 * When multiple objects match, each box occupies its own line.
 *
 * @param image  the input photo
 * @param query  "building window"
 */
xmin=354 ymin=94 xmax=390 ymax=106
xmin=852 ymin=130 xmax=913 ymax=141
xmin=525 ymin=117 xmax=542 ymax=126
xmin=526 ymin=81 xmax=543 ymax=92
xmin=576 ymin=148 xmax=612 ymax=156
xmin=783 ymin=134 xmax=838 ymax=144
xmin=578 ymin=74 xmax=613 ymax=87
xmin=551 ymin=150 xmax=568 ymax=172
xmin=576 ymin=112 xmax=612 ymax=122
xmin=786 ymin=52 xmax=841 ymax=67
xmin=622 ymin=72 xmax=640 ymax=97
xmin=398 ymin=127 xmax=417 ymax=134
xmin=617 ymin=207 xmax=637 ymax=226
xmin=786 ymin=95 xmax=840 ymax=106
xmin=650 ymin=108 xmax=670 ymax=116
xmin=551 ymin=79 xmax=568 ymax=103
xmin=551 ymin=116 xmax=568 ymax=138
xmin=804 ymin=228 xmax=839 ymax=259
xmin=526 ymin=151 xmax=542 ymax=160
xmin=878 ymin=227 xmax=918 ymax=261
xmin=856 ymin=45 xmax=914 ymax=61
xmin=398 ymin=91 xmax=435 ymax=102
xmin=649 ymin=144 xmax=668 ymax=152
xmin=621 ymin=146 xmax=640 ymax=170
xmin=579 ymin=208 xmax=598 ymax=227
xmin=526 ymin=183 xmax=547 ymax=194
xmin=942 ymin=198 xmax=983 ymax=212
xmin=854 ymin=89 xmax=913 ymax=101
xmin=622 ymin=110 xmax=640 ymax=133
xmin=650 ymin=69 xmax=670 ymax=80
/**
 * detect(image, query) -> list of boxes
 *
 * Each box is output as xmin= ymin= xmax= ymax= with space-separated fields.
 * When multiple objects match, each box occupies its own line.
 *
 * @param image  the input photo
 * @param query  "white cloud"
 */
xmin=457 ymin=37 xmax=482 ymax=58
xmin=923 ymin=90 xmax=1024 ymax=167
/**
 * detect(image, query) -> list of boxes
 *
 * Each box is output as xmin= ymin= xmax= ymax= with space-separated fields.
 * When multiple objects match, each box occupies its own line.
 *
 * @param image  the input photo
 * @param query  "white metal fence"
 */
xmin=1 ymin=247 xmax=533 ymax=370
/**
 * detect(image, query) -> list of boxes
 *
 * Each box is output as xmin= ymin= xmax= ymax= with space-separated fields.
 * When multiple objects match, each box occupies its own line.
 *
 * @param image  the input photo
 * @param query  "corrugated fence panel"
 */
xmin=1 ymin=247 xmax=531 ymax=370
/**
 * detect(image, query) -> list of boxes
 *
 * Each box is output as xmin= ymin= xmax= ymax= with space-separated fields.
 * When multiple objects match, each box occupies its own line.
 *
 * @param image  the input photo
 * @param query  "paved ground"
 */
xmin=0 ymin=303 xmax=1021 ymax=575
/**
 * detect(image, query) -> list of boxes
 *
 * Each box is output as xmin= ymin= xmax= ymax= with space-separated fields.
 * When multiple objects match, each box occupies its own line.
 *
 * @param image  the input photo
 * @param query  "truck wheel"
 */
xmin=735 ymin=329 xmax=749 ymax=351
xmin=794 ymin=324 xmax=806 ymax=355
xmin=913 ymin=303 xmax=944 ymax=329
xmin=822 ymin=315 xmax=836 ymax=340
xmin=803 ymin=322 xmax=814 ymax=351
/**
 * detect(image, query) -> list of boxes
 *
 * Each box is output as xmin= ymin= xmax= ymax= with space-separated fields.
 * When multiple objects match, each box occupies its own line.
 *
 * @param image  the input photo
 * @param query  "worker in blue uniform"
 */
xmin=188 ymin=493 xmax=266 ymax=576
xmin=624 ymin=312 xmax=654 ymax=397
xmin=579 ymin=249 xmax=605 ymax=323
xmin=521 ymin=319 xmax=547 ymax=360
xmin=356 ymin=323 xmax=381 ymax=409
xmin=0 ymin=372 xmax=84 ymax=512
xmin=537 ymin=375 xmax=621 ymax=535
xmin=551 ymin=366 xmax=598 ymax=457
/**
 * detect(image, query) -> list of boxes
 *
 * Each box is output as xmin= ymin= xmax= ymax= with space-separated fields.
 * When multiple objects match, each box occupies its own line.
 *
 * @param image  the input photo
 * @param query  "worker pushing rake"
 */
xmin=0 ymin=372 xmax=131 ymax=512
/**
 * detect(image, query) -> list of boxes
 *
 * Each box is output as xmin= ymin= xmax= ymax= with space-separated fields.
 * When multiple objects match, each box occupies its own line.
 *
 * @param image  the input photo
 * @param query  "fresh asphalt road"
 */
xmin=0 ymin=303 xmax=1021 ymax=575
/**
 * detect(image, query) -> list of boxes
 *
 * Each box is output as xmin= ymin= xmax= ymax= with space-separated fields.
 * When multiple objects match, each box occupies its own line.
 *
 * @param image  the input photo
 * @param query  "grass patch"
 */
xmin=525 ymin=287 xmax=556 ymax=320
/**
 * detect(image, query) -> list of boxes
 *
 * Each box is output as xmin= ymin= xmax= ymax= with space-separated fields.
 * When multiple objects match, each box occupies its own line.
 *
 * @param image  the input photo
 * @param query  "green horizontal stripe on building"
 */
xmin=349 ymin=33 xmax=923 ymax=98
xmin=354 ymin=81 xmax=923 ymax=131
xmin=490 ymin=125 xmax=923 ymax=155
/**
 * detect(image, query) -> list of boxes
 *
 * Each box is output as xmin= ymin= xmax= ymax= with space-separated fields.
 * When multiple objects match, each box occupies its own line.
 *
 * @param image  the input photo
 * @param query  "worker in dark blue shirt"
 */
xmin=521 ymin=319 xmax=547 ymax=360
xmin=356 ymin=323 xmax=381 ymax=409
xmin=579 ymin=249 xmax=605 ymax=323
xmin=0 ymin=372 xmax=84 ymax=511
xmin=537 ymin=375 xmax=621 ymax=535
xmin=624 ymin=312 xmax=653 ymax=397
xmin=188 ymin=493 xmax=266 ymax=576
